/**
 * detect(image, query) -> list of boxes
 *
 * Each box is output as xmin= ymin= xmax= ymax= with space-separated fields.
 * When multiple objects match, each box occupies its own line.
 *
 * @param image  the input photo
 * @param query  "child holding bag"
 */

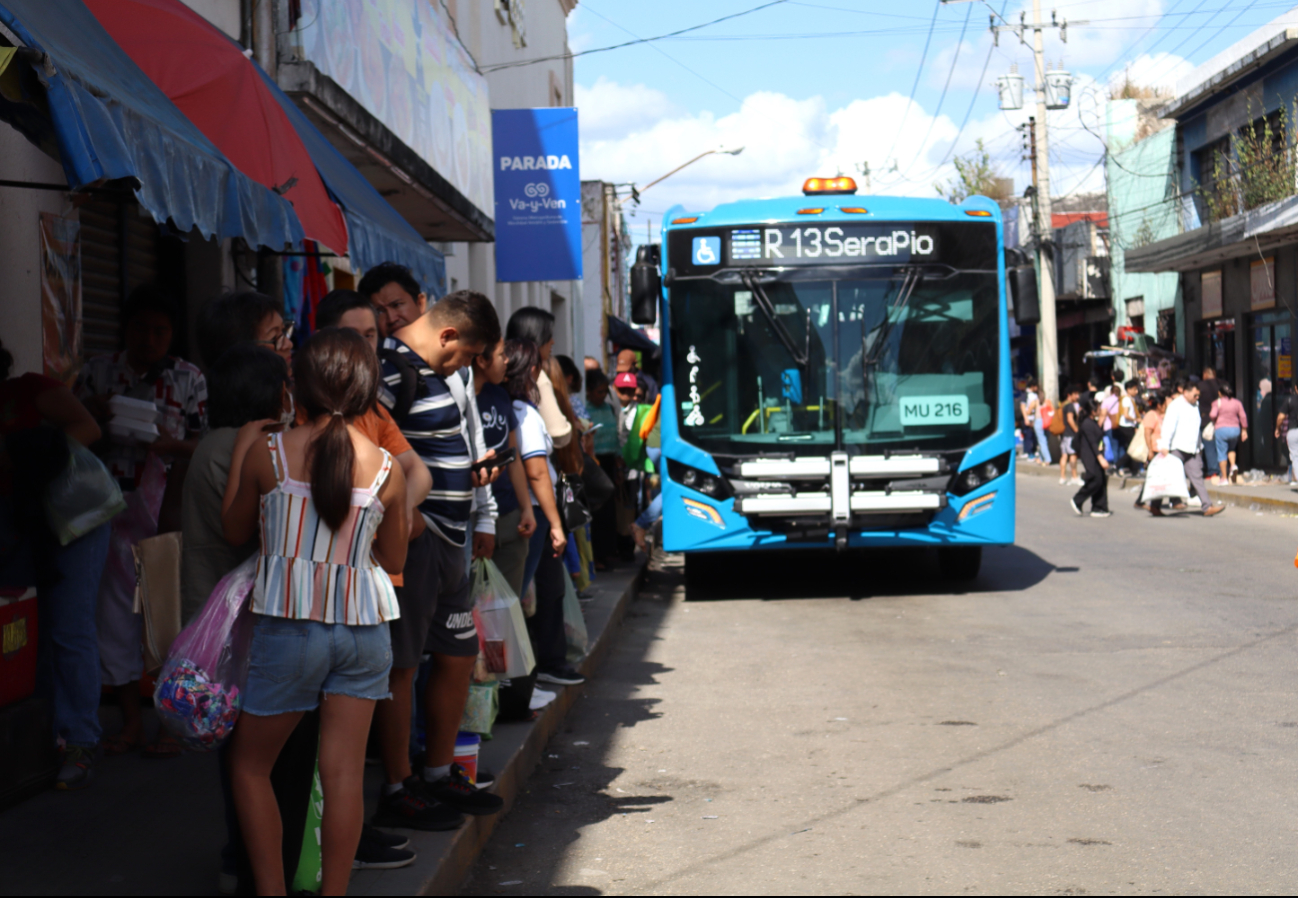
xmin=221 ymin=329 xmax=409 ymax=895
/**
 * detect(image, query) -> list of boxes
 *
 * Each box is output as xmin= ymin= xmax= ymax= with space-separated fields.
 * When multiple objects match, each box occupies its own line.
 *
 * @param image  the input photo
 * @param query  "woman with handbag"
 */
xmin=502 ymin=339 xmax=582 ymax=688
xmin=0 ymin=339 xmax=115 ymax=790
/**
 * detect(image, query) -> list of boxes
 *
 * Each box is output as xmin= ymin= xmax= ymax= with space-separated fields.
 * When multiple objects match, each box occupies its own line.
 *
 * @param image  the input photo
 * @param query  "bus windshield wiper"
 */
xmin=741 ymin=270 xmax=810 ymax=366
xmin=861 ymin=266 xmax=921 ymax=372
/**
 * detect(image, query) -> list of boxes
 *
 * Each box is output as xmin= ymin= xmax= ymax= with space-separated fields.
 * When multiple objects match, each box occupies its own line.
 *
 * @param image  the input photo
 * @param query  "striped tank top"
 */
xmin=252 ymin=433 xmax=400 ymax=626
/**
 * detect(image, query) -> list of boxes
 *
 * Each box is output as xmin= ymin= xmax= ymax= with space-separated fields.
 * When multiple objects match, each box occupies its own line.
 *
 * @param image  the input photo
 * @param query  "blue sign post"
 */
xmin=491 ymin=108 xmax=583 ymax=282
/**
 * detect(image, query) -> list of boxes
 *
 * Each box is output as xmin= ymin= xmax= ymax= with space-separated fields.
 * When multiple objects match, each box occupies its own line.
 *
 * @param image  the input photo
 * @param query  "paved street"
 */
xmin=463 ymin=472 xmax=1298 ymax=895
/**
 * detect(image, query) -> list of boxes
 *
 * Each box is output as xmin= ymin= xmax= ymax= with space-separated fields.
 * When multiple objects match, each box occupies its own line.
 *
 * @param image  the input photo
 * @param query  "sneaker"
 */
xmin=54 ymin=745 xmax=94 ymax=791
xmin=364 ymin=824 xmax=409 ymax=851
xmin=1070 ymin=477 xmax=1084 ymax=486
xmin=1069 ymin=498 xmax=1083 ymax=516
xmin=1059 ymin=477 xmax=1067 ymax=484
xmin=426 ymin=763 xmax=505 ymax=816
xmin=1089 ymin=510 xmax=1112 ymax=518
xmin=537 ymin=666 xmax=586 ymax=686
xmin=473 ymin=769 xmax=496 ymax=791
xmin=354 ymin=825 xmax=416 ymax=870
xmin=372 ymin=777 xmax=465 ymax=831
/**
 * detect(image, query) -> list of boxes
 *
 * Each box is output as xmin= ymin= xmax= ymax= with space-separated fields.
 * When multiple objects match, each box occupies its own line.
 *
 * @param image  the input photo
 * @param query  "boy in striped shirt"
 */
xmin=371 ymin=286 xmax=505 ymax=828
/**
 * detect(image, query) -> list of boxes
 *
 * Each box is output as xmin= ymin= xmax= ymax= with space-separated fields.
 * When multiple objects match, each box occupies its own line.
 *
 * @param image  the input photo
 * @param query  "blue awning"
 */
xmin=0 ymin=0 xmax=301 ymax=250
xmin=254 ymin=67 xmax=446 ymax=298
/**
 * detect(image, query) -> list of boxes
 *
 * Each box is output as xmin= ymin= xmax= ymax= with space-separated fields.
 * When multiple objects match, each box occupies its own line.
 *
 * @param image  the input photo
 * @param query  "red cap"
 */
xmin=613 ymin=372 xmax=638 ymax=389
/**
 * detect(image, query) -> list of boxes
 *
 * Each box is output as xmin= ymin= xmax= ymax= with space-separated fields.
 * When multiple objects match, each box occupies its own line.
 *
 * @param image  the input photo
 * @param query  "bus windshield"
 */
xmin=668 ymin=262 xmax=1000 ymax=455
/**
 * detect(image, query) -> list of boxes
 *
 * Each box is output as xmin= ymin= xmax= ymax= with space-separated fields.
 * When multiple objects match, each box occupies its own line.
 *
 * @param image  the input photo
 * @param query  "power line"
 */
xmin=899 ymin=1 xmax=972 ymax=179
xmin=480 ymin=0 xmax=790 ymax=72
xmin=877 ymin=1 xmax=942 ymax=177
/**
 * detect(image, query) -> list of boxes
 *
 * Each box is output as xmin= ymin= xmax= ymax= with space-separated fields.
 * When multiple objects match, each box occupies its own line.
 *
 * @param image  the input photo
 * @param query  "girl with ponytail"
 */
xmin=221 ymin=328 xmax=408 ymax=895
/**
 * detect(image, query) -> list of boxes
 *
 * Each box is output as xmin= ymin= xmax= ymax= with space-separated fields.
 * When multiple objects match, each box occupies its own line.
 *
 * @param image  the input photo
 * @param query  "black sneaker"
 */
xmin=353 ymin=825 xmax=416 ymax=870
xmin=426 ymin=763 xmax=505 ymax=816
xmin=537 ymin=666 xmax=585 ymax=686
xmin=371 ymin=777 xmax=465 ymax=831
xmin=474 ymin=769 xmax=496 ymax=791
xmin=54 ymin=745 xmax=94 ymax=791
xmin=363 ymin=823 xmax=409 ymax=851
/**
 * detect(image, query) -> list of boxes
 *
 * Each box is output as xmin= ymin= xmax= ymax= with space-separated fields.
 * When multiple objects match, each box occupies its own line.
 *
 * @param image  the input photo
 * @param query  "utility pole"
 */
xmin=1030 ymin=0 xmax=1060 ymax=405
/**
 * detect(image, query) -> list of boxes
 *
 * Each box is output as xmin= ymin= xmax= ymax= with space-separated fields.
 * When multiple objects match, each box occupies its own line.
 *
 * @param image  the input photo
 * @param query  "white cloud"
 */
xmin=573 ymin=77 xmax=678 ymax=142
xmin=576 ymin=78 xmax=1110 ymax=219
xmin=1107 ymin=52 xmax=1194 ymax=95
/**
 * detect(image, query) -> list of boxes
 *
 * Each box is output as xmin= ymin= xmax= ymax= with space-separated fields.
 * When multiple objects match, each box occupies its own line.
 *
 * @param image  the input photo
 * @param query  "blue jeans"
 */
xmin=1213 ymin=426 xmax=1241 ymax=468
xmin=635 ymin=492 xmax=663 ymax=530
xmin=38 ymin=522 xmax=111 ymax=748
xmin=1032 ymin=419 xmax=1052 ymax=464
xmin=242 ymin=616 xmax=392 ymax=716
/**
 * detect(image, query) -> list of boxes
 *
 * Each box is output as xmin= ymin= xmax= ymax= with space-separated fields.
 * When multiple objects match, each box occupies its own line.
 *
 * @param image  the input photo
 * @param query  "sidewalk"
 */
xmin=1017 ymin=457 xmax=1298 ymax=514
xmin=0 ymin=557 xmax=646 ymax=896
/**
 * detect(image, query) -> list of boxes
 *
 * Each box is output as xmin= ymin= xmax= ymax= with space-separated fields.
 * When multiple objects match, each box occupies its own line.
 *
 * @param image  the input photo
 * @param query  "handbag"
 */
xmin=1202 ymin=421 xmax=1215 ymax=442
xmin=1127 ymin=425 xmax=1149 ymax=463
xmin=580 ymin=454 xmax=614 ymax=513
xmin=557 ymin=472 xmax=593 ymax=532
xmin=44 ymin=437 xmax=127 ymax=545
xmin=133 ymin=531 xmax=184 ymax=674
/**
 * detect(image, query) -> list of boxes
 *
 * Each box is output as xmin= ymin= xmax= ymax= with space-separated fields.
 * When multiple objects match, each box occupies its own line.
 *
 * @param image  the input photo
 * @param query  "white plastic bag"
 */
xmin=1141 ymin=454 xmax=1189 ymax=503
xmin=562 ymin=571 xmax=588 ymax=665
xmin=472 ymin=559 xmax=535 ymax=679
xmin=154 ymin=556 xmax=256 ymax=751
xmin=43 ymin=438 xmax=127 ymax=545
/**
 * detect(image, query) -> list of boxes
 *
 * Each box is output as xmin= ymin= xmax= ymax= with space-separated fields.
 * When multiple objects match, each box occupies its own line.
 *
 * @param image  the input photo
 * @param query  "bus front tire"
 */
xmin=938 ymin=546 xmax=982 ymax=581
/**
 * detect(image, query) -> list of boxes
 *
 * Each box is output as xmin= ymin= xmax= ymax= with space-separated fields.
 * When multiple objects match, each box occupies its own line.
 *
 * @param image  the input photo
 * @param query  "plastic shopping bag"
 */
xmin=472 ymin=559 xmax=535 ymax=679
xmin=562 ymin=571 xmax=588 ymax=665
xmin=44 ymin=437 xmax=127 ymax=545
xmin=1140 ymin=454 xmax=1190 ymax=503
xmin=155 ymin=555 xmax=257 ymax=751
xmin=460 ymin=681 xmax=500 ymax=738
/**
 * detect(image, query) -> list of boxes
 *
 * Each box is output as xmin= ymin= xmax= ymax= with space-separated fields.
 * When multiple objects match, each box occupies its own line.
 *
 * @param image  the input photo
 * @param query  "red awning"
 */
xmin=84 ymin=0 xmax=349 ymax=256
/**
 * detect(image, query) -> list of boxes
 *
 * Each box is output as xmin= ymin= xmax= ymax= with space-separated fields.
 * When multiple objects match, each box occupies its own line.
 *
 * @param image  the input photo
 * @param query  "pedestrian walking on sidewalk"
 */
xmin=1059 ymin=384 xmax=1082 ymax=485
xmin=222 ymin=329 xmax=410 ymax=896
xmin=1152 ymin=382 xmax=1224 ymax=518
xmin=1070 ymin=395 xmax=1111 ymax=517
xmin=1023 ymin=378 xmax=1051 ymax=464
xmin=1209 ymin=381 xmax=1247 ymax=484
xmin=1135 ymin=390 xmax=1168 ymax=510
xmin=1116 ymin=379 xmax=1141 ymax=474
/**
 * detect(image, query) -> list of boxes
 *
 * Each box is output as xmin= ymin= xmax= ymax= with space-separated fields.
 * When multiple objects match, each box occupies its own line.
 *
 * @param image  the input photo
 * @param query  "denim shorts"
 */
xmin=242 ymin=615 xmax=393 ymax=716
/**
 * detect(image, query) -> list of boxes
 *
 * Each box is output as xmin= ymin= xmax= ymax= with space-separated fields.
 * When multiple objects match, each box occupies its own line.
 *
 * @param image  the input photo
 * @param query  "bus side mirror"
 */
xmin=630 ymin=244 xmax=661 ymax=325
xmin=1009 ymin=265 xmax=1040 ymax=326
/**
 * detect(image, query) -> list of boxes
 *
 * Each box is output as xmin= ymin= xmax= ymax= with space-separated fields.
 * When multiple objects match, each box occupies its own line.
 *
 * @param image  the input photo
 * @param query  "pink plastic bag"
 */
xmin=155 ymin=556 xmax=256 ymax=751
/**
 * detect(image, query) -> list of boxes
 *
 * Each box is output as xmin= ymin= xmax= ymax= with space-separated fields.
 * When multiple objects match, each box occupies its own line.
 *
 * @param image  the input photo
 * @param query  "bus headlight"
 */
xmin=667 ymin=459 xmax=733 ymax=500
xmin=951 ymin=452 xmax=1010 ymax=496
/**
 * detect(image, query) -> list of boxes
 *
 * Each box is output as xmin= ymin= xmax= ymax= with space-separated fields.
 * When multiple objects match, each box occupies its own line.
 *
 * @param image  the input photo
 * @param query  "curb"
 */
xmin=1015 ymin=460 xmax=1298 ymax=515
xmin=350 ymin=559 xmax=647 ymax=897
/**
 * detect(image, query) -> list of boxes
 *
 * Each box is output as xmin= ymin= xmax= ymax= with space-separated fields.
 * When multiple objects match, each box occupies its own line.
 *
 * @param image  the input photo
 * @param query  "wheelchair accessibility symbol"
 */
xmin=692 ymin=236 xmax=721 ymax=266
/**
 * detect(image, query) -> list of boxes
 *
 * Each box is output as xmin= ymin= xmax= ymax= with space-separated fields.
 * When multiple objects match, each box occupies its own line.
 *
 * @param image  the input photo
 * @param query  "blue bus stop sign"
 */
xmin=491 ymin=108 xmax=583 ymax=282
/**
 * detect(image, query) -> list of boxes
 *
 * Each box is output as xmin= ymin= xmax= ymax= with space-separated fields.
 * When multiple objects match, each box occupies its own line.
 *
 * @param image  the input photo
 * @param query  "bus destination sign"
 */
xmin=726 ymin=224 xmax=939 ymax=266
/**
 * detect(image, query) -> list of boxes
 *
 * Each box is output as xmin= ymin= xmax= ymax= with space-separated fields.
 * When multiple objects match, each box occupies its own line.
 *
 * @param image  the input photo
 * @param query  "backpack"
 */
xmin=1039 ymin=400 xmax=1054 ymax=430
xmin=1046 ymin=401 xmax=1066 ymax=435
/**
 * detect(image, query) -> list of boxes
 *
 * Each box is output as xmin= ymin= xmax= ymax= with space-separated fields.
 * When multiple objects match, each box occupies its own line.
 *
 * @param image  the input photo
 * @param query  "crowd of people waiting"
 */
xmin=0 ymin=261 xmax=663 ymax=894
xmin=1016 ymin=366 xmax=1261 ymax=519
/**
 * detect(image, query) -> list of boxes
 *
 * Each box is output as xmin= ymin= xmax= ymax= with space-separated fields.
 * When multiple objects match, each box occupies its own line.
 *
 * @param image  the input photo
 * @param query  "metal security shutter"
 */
xmin=79 ymin=199 xmax=161 ymax=357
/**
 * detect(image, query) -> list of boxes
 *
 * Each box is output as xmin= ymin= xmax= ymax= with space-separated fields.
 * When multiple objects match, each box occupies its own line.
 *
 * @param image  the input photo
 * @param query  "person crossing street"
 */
xmin=1152 ymin=382 xmax=1224 ymax=518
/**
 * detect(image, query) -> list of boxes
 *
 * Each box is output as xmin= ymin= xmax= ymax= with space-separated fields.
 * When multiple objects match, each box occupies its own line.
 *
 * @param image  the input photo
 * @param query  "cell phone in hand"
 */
xmin=471 ymin=447 xmax=517 ymax=472
xmin=581 ymin=422 xmax=603 ymax=435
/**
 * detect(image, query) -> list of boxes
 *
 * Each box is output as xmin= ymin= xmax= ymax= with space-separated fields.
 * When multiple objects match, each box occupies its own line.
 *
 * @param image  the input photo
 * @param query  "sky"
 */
xmin=566 ymin=0 xmax=1298 ymax=239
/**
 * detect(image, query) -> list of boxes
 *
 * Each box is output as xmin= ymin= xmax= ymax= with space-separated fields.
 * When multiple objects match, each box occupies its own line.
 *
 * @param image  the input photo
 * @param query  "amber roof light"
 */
xmin=964 ymin=209 xmax=993 ymax=217
xmin=839 ymin=206 xmax=869 ymax=214
xmin=671 ymin=216 xmax=699 ymax=224
xmin=802 ymin=176 xmax=857 ymax=195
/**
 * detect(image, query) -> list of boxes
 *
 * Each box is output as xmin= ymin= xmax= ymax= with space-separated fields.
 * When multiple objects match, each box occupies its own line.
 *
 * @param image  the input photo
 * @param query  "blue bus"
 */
xmin=628 ymin=176 xmax=1039 ymax=581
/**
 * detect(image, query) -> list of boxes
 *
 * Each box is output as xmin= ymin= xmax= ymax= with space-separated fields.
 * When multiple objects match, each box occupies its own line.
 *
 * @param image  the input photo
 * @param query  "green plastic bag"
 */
xmin=460 ymin=681 xmax=499 ymax=739
xmin=290 ymin=758 xmax=324 ymax=894
xmin=562 ymin=572 xmax=588 ymax=666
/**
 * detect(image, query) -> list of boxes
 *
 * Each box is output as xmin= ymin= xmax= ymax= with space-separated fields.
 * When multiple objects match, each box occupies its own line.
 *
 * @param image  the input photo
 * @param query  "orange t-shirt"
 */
xmin=295 ymin=404 xmax=413 ymax=584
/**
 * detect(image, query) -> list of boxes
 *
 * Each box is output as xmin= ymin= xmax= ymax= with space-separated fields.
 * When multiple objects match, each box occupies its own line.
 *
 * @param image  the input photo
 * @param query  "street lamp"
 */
xmin=618 ymin=146 xmax=744 ymax=208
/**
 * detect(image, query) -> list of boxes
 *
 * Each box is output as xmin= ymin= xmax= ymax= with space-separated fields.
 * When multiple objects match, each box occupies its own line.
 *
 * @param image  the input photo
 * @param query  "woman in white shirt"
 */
xmin=503 ymin=339 xmax=584 ymax=687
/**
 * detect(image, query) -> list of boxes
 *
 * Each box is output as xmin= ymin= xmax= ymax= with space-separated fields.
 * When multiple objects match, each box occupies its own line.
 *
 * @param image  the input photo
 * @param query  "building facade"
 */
xmin=1125 ymin=10 xmax=1298 ymax=469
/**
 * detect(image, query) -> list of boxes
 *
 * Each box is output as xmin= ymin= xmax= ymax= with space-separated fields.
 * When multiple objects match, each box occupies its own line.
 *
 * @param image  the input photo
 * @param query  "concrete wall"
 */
xmin=0 ymin=130 xmax=76 ymax=379
xmin=178 ymin=0 xmax=240 ymax=39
